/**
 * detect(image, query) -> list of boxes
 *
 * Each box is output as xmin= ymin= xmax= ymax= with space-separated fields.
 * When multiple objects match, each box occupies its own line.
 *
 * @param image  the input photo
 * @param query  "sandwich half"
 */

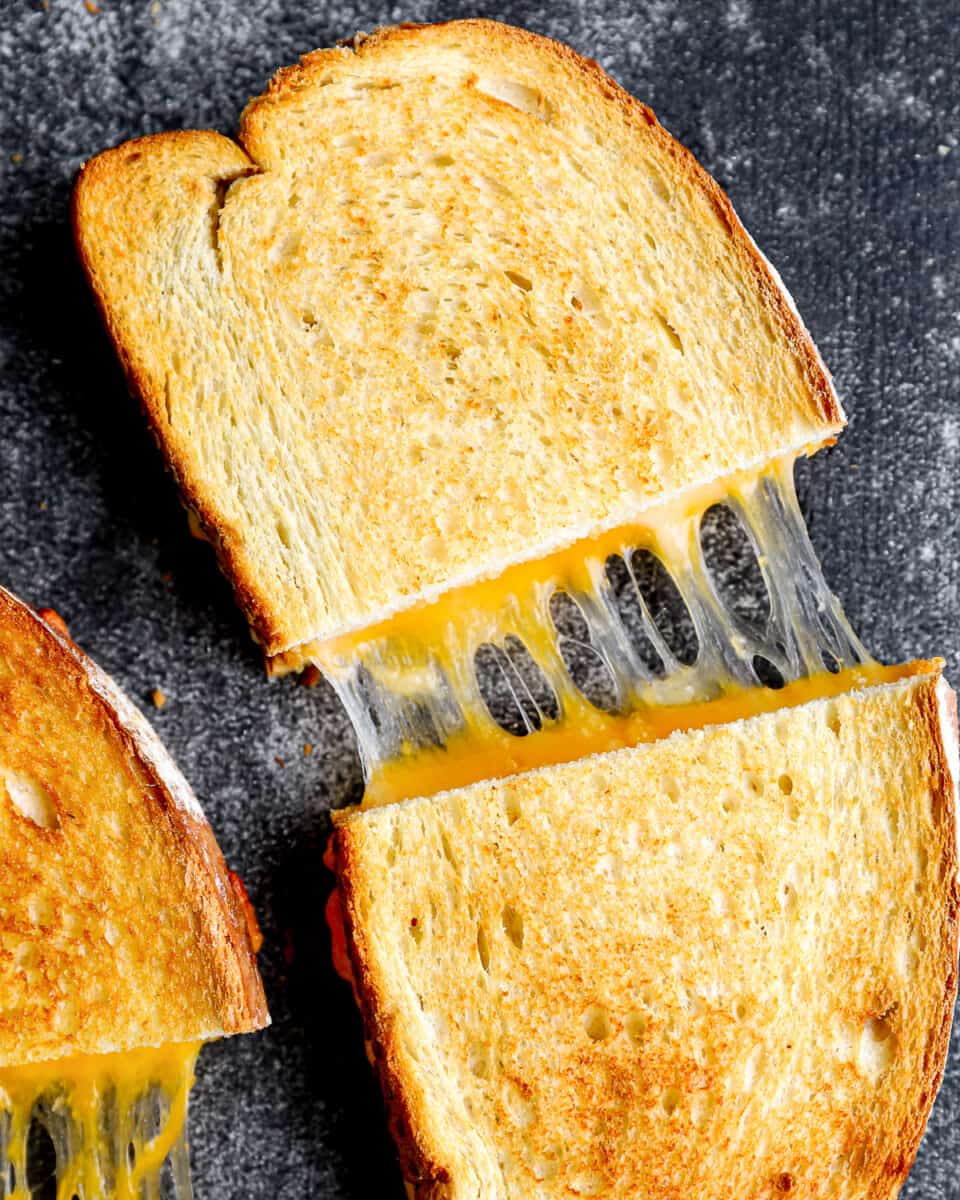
xmin=331 ymin=666 xmax=959 ymax=1200
xmin=73 ymin=18 xmax=842 ymax=659
xmin=0 ymin=586 xmax=268 ymax=1197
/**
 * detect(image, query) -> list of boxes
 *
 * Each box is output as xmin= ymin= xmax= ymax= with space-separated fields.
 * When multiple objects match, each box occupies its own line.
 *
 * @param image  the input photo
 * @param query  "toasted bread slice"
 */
xmin=333 ymin=668 xmax=959 ymax=1199
xmin=0 ymin=586 xmax=268 ymax=1067
xmin=74 ymin=19 xmax=841 ymax=657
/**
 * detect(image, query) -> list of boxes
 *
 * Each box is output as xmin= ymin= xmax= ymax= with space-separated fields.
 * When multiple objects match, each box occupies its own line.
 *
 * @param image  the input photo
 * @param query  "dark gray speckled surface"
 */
xmin=1 ymin=0 xmax=958 ymax=1195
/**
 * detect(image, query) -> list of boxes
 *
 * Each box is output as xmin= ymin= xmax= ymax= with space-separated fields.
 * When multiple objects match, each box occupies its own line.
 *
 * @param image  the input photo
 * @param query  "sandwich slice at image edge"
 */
xmin=331 ymin=666 xmax=959 ymax=1199
xmin=70 ymin=18 xmax=959 ymax=1198
xmin=0 ymin=587 xmax=269 ymax=1198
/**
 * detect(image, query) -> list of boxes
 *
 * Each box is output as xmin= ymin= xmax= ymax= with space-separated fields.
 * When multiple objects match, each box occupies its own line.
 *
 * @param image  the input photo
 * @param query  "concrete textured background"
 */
xmin=1 ymin=0 xmax=958 ymax=1195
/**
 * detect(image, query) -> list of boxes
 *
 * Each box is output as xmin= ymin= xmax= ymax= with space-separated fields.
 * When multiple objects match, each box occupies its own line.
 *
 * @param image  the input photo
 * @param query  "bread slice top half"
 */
xmin=74 ymin=19 xmax=842 ymax=657
xmin=0 ymin=587 xmax=268 ymax=1068
xmin=333 ymin=668 xmax=959 ymax=1200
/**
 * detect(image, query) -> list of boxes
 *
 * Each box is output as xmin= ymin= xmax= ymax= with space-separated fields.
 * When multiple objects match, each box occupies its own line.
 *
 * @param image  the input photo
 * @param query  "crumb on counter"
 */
xmin=150 ymin=688 xmax=167 ymax=709
xmin=274 ymin=755 xmax=286 ymax=768
xmin=84 ymin=0 xmax=100 ymax=12
xmin=300 ymin=665 xmax=322 ymax=688
xmin=303 ymin=742 xmax=313 ymax=756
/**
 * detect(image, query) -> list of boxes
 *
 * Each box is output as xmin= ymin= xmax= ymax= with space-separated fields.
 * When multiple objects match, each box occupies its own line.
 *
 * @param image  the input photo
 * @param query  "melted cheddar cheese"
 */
xmin=0 ymin=1042 xmax=199 ymax=1199
xmin=360 ymin=662 xmax=928 ymax=806
xmin=315 ymin=455 xmax=880 ymax=806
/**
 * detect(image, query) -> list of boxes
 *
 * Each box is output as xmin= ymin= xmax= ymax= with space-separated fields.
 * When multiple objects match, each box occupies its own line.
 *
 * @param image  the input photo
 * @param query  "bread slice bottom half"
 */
xmin=333 ymin=667 xmax=959 ymax=1200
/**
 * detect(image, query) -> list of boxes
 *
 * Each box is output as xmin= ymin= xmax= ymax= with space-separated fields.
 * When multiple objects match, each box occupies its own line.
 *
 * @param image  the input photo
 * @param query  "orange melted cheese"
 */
xmin=0 ymin=1042 xmax=199 ymax=1199
xmin=360 ymin=662 xmax=928 ymax=806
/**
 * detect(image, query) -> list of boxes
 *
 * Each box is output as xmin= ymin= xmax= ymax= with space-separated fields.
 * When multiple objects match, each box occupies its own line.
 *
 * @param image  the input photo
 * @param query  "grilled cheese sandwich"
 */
xmin=0 ymin=588 xmax=268 ymax=1197
xmin=71 ymin=17 xmax=957 ymax=1199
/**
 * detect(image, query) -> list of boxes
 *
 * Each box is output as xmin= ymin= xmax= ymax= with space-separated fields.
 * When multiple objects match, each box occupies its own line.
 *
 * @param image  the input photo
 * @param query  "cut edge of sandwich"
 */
xmin=72 ymin=19 xmax=845 ymax=659
xmin=331 ymin=663 xmax=959 ymax=1199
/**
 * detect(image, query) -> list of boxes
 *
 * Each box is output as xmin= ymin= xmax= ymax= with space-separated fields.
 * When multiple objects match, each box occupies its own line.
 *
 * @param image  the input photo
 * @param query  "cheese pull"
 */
xmin=0 ymin=1043 xmax=198 ymax=1200
xmin=312 ymin=456 xmax=870 ymax=806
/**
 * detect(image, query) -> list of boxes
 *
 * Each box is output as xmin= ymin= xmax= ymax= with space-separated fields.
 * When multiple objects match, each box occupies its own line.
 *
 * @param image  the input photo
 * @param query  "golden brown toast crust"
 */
xmin=74 ymin=20 xmax=843 ymax=656
xmin=0 ymin=586 xmax=268 ymax=1065
xmin=333 ymin=671 xmax=958 ymax=1199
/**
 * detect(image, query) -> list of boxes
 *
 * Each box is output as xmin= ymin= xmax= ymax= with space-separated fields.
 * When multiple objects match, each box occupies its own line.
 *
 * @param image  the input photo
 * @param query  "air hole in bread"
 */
xmin=473 ymin=172 xmax=512 ymax=199
xmin=408 ymin=916 xmax=423 ymax=944
xmin=778 ymin=774 xmax=793 ymax=795
xmin=569 ymin=1172 xmax=607 ymax=1196
xmin=272 ymin=230 xmax=301 ymax=266
xmin=660 ymin=1086 xmax=681 ymax=1116
xmin=570 ymin=280 xmax=610 ymax=330
xmin=690 ymin=1091 xmax=716 ymax=1131
xmin=583 ymin=1006 xmax=613 ymax=1042
xmin=440 ymin=829 xmax=458 ymax=869
xmin=775 ymin=1172 xmax=794 ymax=1192
xmin=653 ymin=310 xmax=683 ymax=353
xmin=858 ymin=1016 xmax=895 ymax=1079
xmin=350 ymin=78 xmax=401 ymax=92
xmin=646 ymin=167 xmax=671 ymax=203
xmin=475 ymin=77 xmax=549 ymax=120
xmin=732 ymin=998 xmax=749 ymax=1022
xmin=624 ymin=1012 xmax=647 ymax=1046
xmin=467 ymin=1042 xmax=490 ymax=1078
xmin=532 ymin=1158 xmax=559 ymax=1182
xmin=779 ymin=883 xmax=798 ymax=919
xmin=549 ymin=591 xmax=620 ymax=712
xmin=752 ymin=655 xmax=785 ymax=689
xmin=825 ymin=704 xmax=842 ymax=737
xmin=700 ymin=503 xmax=771 ymax=632
xmin=504 ymin=269 xmax=533 ymax=292
xmin=360 ymin=150 xmax=394 ymax=169
xmin=603 ymin=554 xmax=665 ymax=677
xmin=2 ymin=770 xmax=60 ymax=830
xmin=661 ymin=776 xmax=679 ymax=802
xmin=629 ymin=550 xmax=699 ymax=666
xmin=743 ymin=1044 xmax=764 ymax=1090
xmin=501 ymin=904 xmax=524 ymax=950
xmin=476 ymin=923 xmax=491 ymax=972
xmin=720 ymin=788 xmax=740 ymax=814
xmin=504 ymin=793 xmax=522 ymax=825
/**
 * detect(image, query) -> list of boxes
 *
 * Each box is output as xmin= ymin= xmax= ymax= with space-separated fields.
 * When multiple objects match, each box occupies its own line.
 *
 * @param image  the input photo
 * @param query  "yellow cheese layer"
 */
xmin=309 ymin=455 xmax=879 ymax=807
xmin=359 ymin=662 xmax=929 ymax=806
xmin=0 ymin=1042 xmax=199 ymax=1200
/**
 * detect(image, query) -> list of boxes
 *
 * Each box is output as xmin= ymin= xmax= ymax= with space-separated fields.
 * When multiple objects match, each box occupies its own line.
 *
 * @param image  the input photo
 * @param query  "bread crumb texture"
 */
xmin=74 ymin=20 xmax=840 ymax=654
xmin=0 ymin=588 xmax=267 ymax=1066
xmin=337 ymin=672 xmax=958 ymax=1199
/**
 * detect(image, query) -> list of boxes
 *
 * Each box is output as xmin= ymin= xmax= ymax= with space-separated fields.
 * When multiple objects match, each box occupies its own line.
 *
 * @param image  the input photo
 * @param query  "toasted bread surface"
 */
xmin=334 ymin=669 xmax=958 ymax=1199
xmin=74 ymin=20 xmax=841 ymax=655
xmin=0 ymin=587 xmax=268 ymax=1067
